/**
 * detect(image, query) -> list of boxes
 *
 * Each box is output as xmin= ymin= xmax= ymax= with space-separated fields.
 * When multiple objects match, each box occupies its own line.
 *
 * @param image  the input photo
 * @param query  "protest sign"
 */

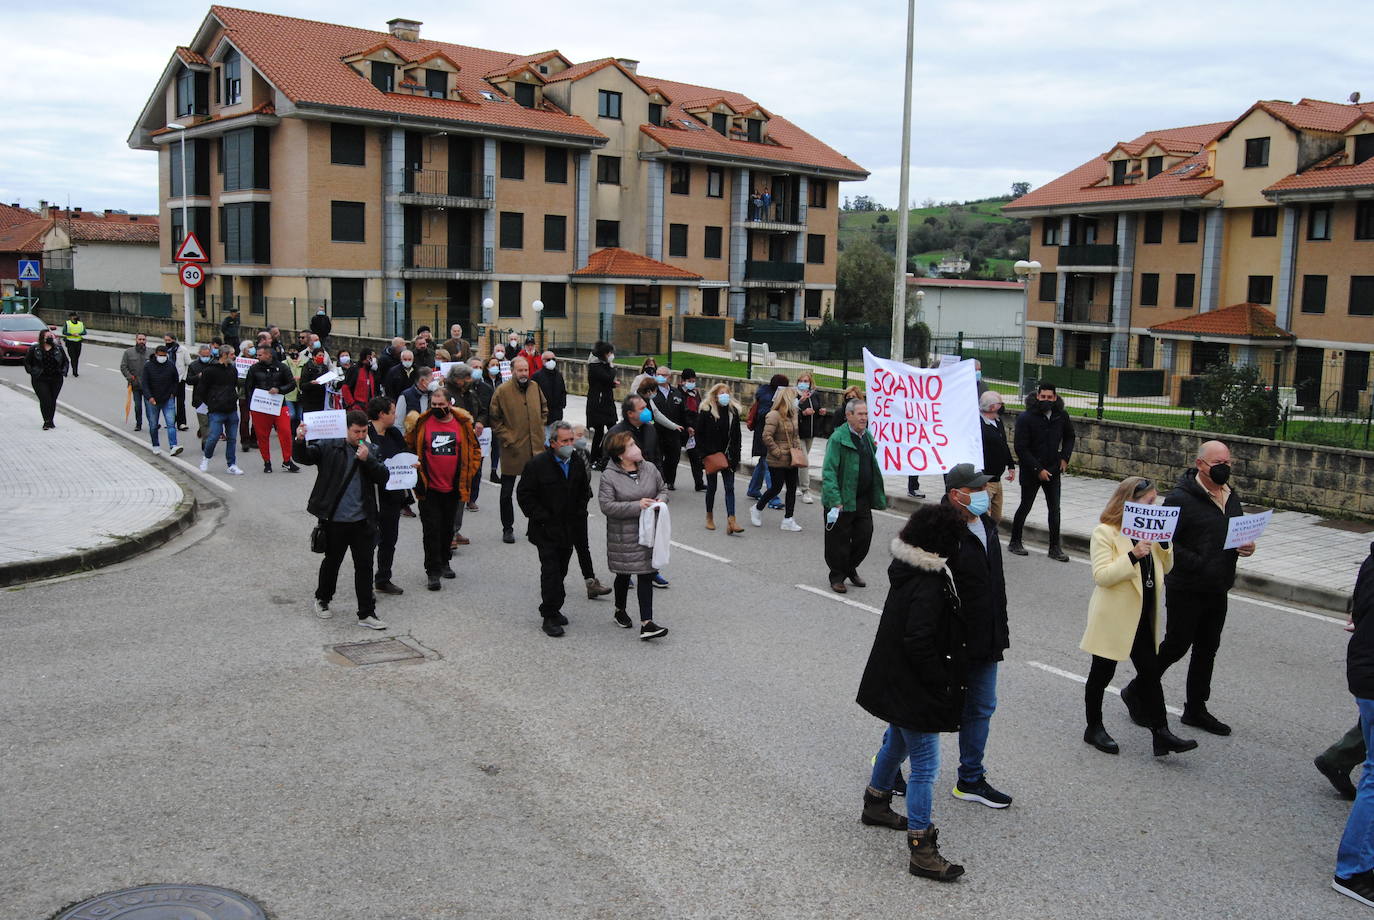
xmin=1224 ymin=510 xmax=1272 ymax=549
xmin=234 ymin=356 xmax=256 ymax=378
xmin=313 ymin=369 xmax=343 ymax=387
xmin=477 ymin=427 xmax=493 ymax=458
xmin=862 ymin=349 xmax=981 ymax=475
xmin=1121 ymin=502 xmax=1180 ymax=542
xmin=437 ymin=361 xmax=459 ymax=380
xmin=384 ymin=452 xmax=419 ymax=491
xmin=302 ymin=409 xmax=348 ymax=441
xmin=249 ymin=389 xmax=284 ymax=415
xmin=937 ymin=354 xmax=962 ymax=368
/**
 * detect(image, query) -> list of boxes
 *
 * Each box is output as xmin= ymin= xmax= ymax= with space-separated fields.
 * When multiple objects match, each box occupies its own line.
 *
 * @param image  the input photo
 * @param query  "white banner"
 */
xmin=1224 ymin=510 xmax=1272 ymax=549
xmin=384 ymin=452 xmax=419 ymax=491
xmin=862 ymin=349 xmax=981 ymax=475
xmin=1121 ymin=501 xmax=1180 ymax=542
xmin=249 ymin=388 xmax=284 ymax=415
xmin=234 ymin=356 xmax=256 ymax=378
xmin=302 ymin=409 xmax=348 ymax=441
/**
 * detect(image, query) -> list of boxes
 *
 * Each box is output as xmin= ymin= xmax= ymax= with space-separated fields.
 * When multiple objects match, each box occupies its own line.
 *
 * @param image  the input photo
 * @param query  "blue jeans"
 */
xmin=203 ymin=411 xmax=238 ymax=466
xmin=959 ymin=661 xmax=999 ymax=784
xmin=286 ymin=400 xmax=302 ymax=426
xmin=871 ymin=725 xmax=940 ymax=831
xmin=145 ymin=398 xmax=178 ymax=447
xmin=748 ymin=461 xmax=771 ymax=496
xmin=706 ymin=469 xmax=735 ymax=515
xmin=1337 ymin=698 xmax=1374 ymax=878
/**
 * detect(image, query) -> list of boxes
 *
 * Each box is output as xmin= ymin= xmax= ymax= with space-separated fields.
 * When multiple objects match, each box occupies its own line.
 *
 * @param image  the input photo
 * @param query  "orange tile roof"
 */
xmin=0 ymin=218 xmax=48 ymax=254
xmin=1148 ymin=303 xmax=1293 ymax=339
xmin=1254 ymin=98 xmax=1374 ymax=134
xmin=175 ymin=46 xmax=208 ymax=67
xmin=571 ymin=248 xmax=702 ymax=281
xmin=1267 ymin=152 xmax=1374 ymax=193
xmin=59 ymin=216 xmax=160 ymax=244
xmin=0 ymin=203 xmax=38 ymax=232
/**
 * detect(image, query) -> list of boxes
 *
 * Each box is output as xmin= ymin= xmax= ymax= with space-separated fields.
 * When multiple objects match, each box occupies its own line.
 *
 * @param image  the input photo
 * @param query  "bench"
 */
xmin=728 ymin=338 xmax=776 ymax=365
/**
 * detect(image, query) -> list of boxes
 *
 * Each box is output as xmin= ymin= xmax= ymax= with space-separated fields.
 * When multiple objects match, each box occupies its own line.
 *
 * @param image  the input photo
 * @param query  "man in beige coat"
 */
xmin=490 ymin=355 xmax=547 ymax=544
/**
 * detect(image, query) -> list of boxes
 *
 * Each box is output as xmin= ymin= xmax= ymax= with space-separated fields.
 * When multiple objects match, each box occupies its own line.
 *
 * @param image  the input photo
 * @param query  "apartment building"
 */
xmin=1004 ymin=97 xmax=1374 ymax=410
xmin=128 ymin=7 xmax=867 ymax=342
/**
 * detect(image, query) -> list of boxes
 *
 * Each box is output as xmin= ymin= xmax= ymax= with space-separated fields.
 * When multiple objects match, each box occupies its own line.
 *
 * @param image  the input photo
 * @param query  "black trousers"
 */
xmin=32 ymin=376 xmax=63 ymax=426
xmin=758 ymin=465 xmax=799 ymax=516
xmin=1010 ymin=471 xmax=1063 ymax=546
xmin=614 ymin=573 xmax=655 ymax=622
xmin=686 ymin=442 xmax=705 ymax=489
xmin=590 ymin=423 xmax=609 ymax=463
xmin=499 ymin=473 xmax=519 ymax=528
xmin=658 ymin=429 xmax=682 ymax=486
xmin=418 ymin=488 xmax=460 ymax=575
xmin=374 ymin=504 xmax=402 ymax=584
xmin=174 ymin=380 xmax=187 ymax=428
xmin=316 ymin=519 xmax=376 ymax=618
xmin=537 ymin=542 xmax=575 ymax=617
xmin=1157 ymin=588 xmax=1229 ymax=709
xmin=571 ymin=516 xmax=596 ymax=579
xmin=64 ymin=340 xmax=82 ymax=375
xmin=824 ymin=507 xmax=874 ymax=584
xmin=1089 ymin=603 xmax=1166 ymax=728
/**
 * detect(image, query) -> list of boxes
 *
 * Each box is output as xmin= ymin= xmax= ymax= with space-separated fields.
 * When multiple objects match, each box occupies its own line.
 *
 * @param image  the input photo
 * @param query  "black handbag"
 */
xmin=310 ymin=453 xmax=358 ymax=553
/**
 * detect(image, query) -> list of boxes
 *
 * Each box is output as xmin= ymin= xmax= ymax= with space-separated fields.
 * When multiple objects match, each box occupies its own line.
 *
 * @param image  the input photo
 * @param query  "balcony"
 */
xmin=399 ymin=169 xmax=494 ymax=209
xmin=1056 ymin=301 xmax=1113 ymax=325
xmin=744 ymin=260 xmax=805 ymax=286
xmin=401 ymin=244 xmax=493 ymax=279
xmin=1056 ymin=244 xmax=1119 ymax=268
xmin=742 ymin=202 xmax=804 ymax=231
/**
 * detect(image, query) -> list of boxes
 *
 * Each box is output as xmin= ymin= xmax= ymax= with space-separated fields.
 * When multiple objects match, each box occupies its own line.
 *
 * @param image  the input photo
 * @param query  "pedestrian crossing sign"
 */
xmin=18 ymin=259 xmax=40 ymax=281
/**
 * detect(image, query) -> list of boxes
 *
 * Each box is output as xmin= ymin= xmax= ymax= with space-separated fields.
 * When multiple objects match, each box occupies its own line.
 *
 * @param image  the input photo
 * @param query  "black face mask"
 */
xmin=1207 ymin=462 xmax=1231 ymax=486
xmin=432 ymin=407 xmax=450 ymax=419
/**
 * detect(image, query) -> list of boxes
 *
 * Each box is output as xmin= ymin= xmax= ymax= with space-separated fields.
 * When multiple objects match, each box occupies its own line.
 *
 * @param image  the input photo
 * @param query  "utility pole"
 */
xmin=889 ymin=0 xmax=915 ymax=362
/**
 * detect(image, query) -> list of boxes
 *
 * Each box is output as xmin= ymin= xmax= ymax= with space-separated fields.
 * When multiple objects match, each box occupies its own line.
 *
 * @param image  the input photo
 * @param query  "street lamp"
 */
xmin=913 ymin=289 xmax=925 ymax=362
xmin=532 ymin=298 xmax=544 ymax=349
xmin=1013 ymin=259 xmax=1042 ymax=397
xmin=166 ymin=121 xmax=193 ymax=346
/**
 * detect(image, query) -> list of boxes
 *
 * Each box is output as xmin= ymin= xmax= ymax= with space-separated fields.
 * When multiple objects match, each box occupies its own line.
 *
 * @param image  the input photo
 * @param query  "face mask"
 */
xmin=1207 ymin=462 xmax=1231 ymax=486
xmin=826 ymin=506 xmax=841 ymax=527
xmin=156 ymin=355 xmax=167 ymax=363
xmin=797 ymin=383 xmax=810 ymax=392
xmin=312 ymin=342 xmax=321 ymax=350
xmin=684 ymin=381 xmax=695 ymax=391
xmin=317 ymin=309 xmax=325 ymax=315
xmin=638 ymin=407 xmax=654 ymax=423
xmin=200 ymin=355 xmax=211 ymax=363
xmin=211 ymin=347 xmax=220 ymax=357
xmin=962 ymin=490 xmax=991 ymax=517
xmin=655 ymin=375 xmax=667 ymax=385
xmin=556 ymin=444 xmax=575 ymax=459
xmin=545 ymin=359 xmax=557 ymax=371
xmin=975 ymin=371 xmax=983 ymax=381
xmin=402 ymin=360 xmax=413 ymax=369
xmin=608 ymin=354 xmax=615 ymax=363
xmin=432 ymin=406 xmax=450 ymax=418
xmin=509 ymin=339 xmax=519 ymax=348
xmin=427 ymin=378 xmax=440 ymax=393
xmin=314 ymin=355 xmax=326 ymax=365
xmin=717 ymin=393 xmax=731 ymax=406
xmin=574 ymin=438 xmax=590 ymax=453
xmin=370 ymin=359 xmax=378 ymax=370
xmin=339 ymin=355 xmax=351 ymax=365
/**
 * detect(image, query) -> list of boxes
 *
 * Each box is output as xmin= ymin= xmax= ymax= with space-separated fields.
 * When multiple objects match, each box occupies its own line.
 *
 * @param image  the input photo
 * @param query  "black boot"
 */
xmin=860 ymin=787 xmax=908 ymax=830
xmin=1152 ymin=724 xmax=1199 ymax=756
xmin=1084 ymin=723 xmax=1119 ymax=754
xmin=1120 ymin=681 xmax=1149 ymax=727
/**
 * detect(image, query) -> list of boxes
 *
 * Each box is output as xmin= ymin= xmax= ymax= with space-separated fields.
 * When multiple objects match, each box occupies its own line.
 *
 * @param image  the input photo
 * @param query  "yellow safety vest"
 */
xmin=64 ymin=320 xmax=85 ymax=342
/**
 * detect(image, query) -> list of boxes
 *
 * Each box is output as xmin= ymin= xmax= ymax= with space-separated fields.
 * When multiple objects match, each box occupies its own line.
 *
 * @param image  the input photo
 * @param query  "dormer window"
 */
xmin=746 ymin=118 xmax=762 ymax=143
xmin=425 ymin=68 xmax=446 ymax=98
xmin=223 ymin=51 xmax=242 ymax=105
xmin=176 ymin=67 xmax=208 ymax=117
xmin=1146 ymin=155 xmax=1164 ymax=178
xmin=648 ymin=102 xmax=663 ymax=126
xmin=514 ymin=82 xmax=536 ymax=108
xmin=1355 ymin=134 xmax=1374 ymax=165
xmin=1111 ymin=159 xmax=1127 ymax=185
xmin=371 ymin=61 xmax=395 ymax=93
xmin=711 ymin=113 xmax=728 ymax=135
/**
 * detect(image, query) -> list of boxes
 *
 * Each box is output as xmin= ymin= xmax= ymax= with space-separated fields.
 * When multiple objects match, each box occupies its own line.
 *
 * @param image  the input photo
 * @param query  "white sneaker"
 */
xmin=800 ymin=491 xmax=814 ymax=504
xmin=750 ymin=506 xmax=762 ymax=527
xmin=313 ymin=598 xmax=333 ymax=619
xmin=169 ymin=445 xmax=184 ymax=457
xmin=198 ymin=457 xmax=210 ymax=472
xmin=357 ymin=616 xmax=388 ymax=630
xmin=226 ymin=464 xmax=244 ymax=475
xmin=151 ymin=446 xmax=162 ymax=455
xmin=781 ymin=517 xmax=803 ymax=532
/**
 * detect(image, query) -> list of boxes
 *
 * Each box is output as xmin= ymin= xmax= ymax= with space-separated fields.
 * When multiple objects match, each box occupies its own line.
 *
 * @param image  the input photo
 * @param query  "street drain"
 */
xmin=51 ymin=883 xmax=267 ymax=919
xmin=330 ymin=636 xmax=431 ymax=666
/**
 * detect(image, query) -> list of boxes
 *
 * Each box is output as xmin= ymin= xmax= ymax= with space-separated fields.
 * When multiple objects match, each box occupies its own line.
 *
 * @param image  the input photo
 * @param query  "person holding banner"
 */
xmin=245 ymin=344 xmax=299 ymax=473
xmin=752 ymin=386 xmax=805 ymax=532
xmin=1008 ymin=383 xmax=1075 ymax=562
xmin=366 ymin=396 xmax=409 ymax=597
xmin=405 ymin=387 xmax=480 ymax=591
xmin=1080 ymin=476 xmax=1197 ymax=757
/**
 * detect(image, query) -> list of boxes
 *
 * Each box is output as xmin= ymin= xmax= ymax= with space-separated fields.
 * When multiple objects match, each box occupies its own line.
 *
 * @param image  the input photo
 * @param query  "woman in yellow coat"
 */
xmin=1080 ymin=476 xmax=1198 ymax=757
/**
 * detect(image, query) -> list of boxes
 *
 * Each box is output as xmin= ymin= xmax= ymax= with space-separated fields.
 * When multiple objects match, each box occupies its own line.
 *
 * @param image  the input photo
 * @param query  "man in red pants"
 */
xmin=244 ymin=343 xmax=299 ymax=473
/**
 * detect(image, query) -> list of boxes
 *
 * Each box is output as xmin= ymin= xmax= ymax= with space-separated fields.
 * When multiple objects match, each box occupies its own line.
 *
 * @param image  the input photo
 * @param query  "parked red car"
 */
xmin=0 ymin=313 xmax=57 ymax=361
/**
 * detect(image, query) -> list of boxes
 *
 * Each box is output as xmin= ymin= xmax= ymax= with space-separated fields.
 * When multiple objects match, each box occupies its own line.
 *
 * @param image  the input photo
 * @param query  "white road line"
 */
xmin=669 ymin=541 xmax=731 ymax=563
xmin=1026 ymin=660 xmax=1182 ymax=716
xmin=53 ymin=400 xmax=236 ymax=495
xmin=794 ymin=583 xmax=883 ymax=614
xmin=1230 ymin=594 xmax=1346 ymax=624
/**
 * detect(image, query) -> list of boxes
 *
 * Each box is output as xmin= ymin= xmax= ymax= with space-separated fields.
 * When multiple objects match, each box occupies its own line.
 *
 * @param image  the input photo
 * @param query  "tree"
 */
xmin=1194 ymin=363 xmax=1278 ymax=438
xmin=836 ymin=237 xmax=894 ymax=326
xmin=1011 ymin=181 xmax=1032 ymax=199
xmin=876 ymin=214 xmax=889 ymax=224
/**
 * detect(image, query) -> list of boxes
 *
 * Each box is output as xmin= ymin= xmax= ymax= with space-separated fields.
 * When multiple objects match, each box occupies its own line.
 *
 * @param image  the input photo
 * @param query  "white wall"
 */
xmin=915 ymin=286 xmax=1024 ymax=339
xmin=71 ymin=242 xmax=162 ymax=292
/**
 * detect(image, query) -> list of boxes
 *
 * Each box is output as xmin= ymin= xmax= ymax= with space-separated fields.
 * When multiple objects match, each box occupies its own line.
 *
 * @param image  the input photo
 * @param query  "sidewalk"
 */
xmin=0 ymin=383 xmax=197 ymax=586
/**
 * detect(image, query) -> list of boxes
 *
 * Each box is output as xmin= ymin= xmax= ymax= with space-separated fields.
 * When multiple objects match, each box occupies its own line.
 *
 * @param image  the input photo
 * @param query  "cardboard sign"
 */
xmin=1224 ymin=510 xmax=1272 ymax=549
xmin=302 ymin=409 xmax=348 ymax=441
xmin=1121 ymin=501 xmax=1180 ymax=542
xmin=249 ymin=389 xmax=284 ymax=415
xmin=937 ymin=354 xmax=962 ymax=368
xmin=862 ymin=349 xmax=981 ymax=475
xmin=235 ymin=356 xmax=256 ymax=379
xmin=384 ymin=452 xmax=419 ymax=491
xmin=437 ymin=361 xmax=460 ymax=380
xmin=313 ymin=369 xmax=343 ymax=387
xmin=477 ymin=426 xmax=493 ymax=458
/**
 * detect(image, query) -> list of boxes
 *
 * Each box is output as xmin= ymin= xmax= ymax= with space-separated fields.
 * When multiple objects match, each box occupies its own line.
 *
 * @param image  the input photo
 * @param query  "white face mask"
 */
xmin=544 ymin=359 xmax=556 ymax=371
xmin=494 ymin=350 xmax=505 ymax=360
xmin=339 ymin=355 xmax=351 ymax=365
xmin=427 ymin=378 xmax=440 ymax=393
xmin=402 ymin=360 xmax=413 ymax=369
xmin=156 ymin=355 xmax=168 ymax=363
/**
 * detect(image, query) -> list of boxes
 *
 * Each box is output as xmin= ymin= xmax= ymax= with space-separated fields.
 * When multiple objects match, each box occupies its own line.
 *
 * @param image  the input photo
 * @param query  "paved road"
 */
xmin=0 ymin=342 xmax=1365 ymax=919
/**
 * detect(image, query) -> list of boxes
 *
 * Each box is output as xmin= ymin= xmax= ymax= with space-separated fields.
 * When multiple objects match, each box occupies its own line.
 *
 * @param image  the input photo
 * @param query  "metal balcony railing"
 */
xmin=745 ymin=203 xmax=801 ymax=224
xmin=744 ymin=260 xmax=805 ymax=282
xmin=1057 ymin=301 xmax=1113 ymax=325
xmin=405 ymin=244 xmax=494 ymax=272
xmin=403 ymin=169 xmax=494 ymax=200
xmin=1057 ymin=244 xmax=1119 ymax=266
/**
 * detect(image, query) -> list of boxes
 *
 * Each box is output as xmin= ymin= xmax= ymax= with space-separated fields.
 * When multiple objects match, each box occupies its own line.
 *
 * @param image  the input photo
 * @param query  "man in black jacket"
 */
xmin=140 ymin=345 xmax=183 ymax=456
xmin=978 ymin=390 xmax=1016 ymax=523
xmin=1333 ymin=542 xmax=1374 ymax=905
xmin=366 ymin=396 xmax=409 ymax=597
xmin=651 ymin=369 xmax=688 ymax=489
xmin=309 ymin=306 xmax=332 ymax=346
xmin=383 ymin=349 xmax=418 ymax=400
xmin=532 ymin=350 xmax=568 ymax=426
xmin=517 ymin=421 xmax=591 ymax=637
xmin=193 ymin=347 xmax=245 ymax=475
xmin=942 ymin=462 xmax=1014 ymax=810
xmin=1150 ymin=440 xmax=1254 ymax=736
xmin=295 ymin=409 xmax=390 ymax=629
xmin=1008 ymin=383 xmax=1074 ymax=562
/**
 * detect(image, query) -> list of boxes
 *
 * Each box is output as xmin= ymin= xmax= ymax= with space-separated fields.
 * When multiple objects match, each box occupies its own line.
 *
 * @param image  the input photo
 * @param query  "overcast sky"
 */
xmin=0 ymin=1 xmax=1367 ymax=215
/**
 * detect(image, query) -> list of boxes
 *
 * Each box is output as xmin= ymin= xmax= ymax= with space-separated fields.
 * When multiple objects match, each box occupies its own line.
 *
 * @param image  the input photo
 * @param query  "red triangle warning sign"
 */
xmin=174 ymin=231 xmax=208 ymax=263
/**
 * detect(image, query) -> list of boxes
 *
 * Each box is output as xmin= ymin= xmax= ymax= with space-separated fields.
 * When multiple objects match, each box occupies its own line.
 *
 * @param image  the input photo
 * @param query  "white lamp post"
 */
xmin=167 ymin=122 xmax=193 ymax=345
xmin=1013 ymin=259 xmax=1042 ymax=396
xmin=532 ymin=298 xmax=545 ymax=349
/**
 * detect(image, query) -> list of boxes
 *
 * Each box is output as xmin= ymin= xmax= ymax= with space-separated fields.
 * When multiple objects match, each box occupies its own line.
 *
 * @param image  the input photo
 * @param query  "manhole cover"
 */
xmin=53 ymin=884 xmax=267 ymax=919
xmin=331 ymin=636 xmax=428 ymax=666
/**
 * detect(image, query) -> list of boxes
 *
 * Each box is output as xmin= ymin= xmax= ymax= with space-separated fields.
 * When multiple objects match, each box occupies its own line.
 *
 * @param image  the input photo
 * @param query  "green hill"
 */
xmin=839 ymin=196 xmax=1029 ymax=281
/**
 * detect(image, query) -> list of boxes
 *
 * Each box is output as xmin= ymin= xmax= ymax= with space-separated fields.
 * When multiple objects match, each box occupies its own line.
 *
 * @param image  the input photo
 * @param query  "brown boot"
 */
xmin=908 ymin=826 xmax=964 ymax=881
xmin=585 ymin=577 xmax=613 ymax=599
xmin=705 ymin=512 xmax=716 ymax=531
xmin=860 ymin=786 xmax=907 ymax=830
xmin=726 ymin=515 xmax=744 ymax=535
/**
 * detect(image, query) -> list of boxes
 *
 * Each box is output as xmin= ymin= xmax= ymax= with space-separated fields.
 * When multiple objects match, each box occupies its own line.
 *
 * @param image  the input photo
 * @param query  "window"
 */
xmin=1146 ymin=155 xmax=1164 ymax=179
xmin=539 ymin=282 xmax=567 ymax=318
xmin=806 ymin=234 xmax=825 ymax=264
xmin=1244 ymin=136 xmax=1270 ymax=168
xmin=1357 ymin=134 xmax=1374 ymax=166
xmin=711 ymin=112 xmax=728 ymax=135
xmin=499 ymin=211 xmax=524 ymax=249
xmin=808 ymin=179 xmax=827 ymax=208
xmin=1174 ymin=273 xmax=1195 ymax=309
xmin=1111 ymin=160 xmax=1128 ymax=185
xmin=1041 ymin=219 xmax=1060 ymax=246
xmin=330 ymin=201 xmax=365 ymax=242
xmin=668 ymin=223 xmax=688 ymax=258
xmin=704 ymin=226 xmax=722 ymax=259
xmin=1143 ymin=211 xmax=1163 ymax=244
xmin=169 ymin=139 xmax=209 ymax=197
xmin=1139 ymin=273 xmax=1159 ymax=306
xmin=1247 ymin=275 xmax=1273 ymax=304
xmin=222 ymin=127 xmax=269 ymax=191
xmin=176 ymin=68 xmax=207 ymax=116
xmin=499 ymin=141 xmax=524 ymax=180
xmin=330 ymin=123 xmax=365 ymax=166
xmin=1251 ymin=207 xmax=1278 ymax=237
xmin=222 ymin=202 xmax=270 ymax=264
xmin=626 ymin=284 xmax=659 ymax=315
xmin=804 ymin=289 xmax=822 ymax=318
xmin=1357 ymin=202 xmax=1374 ymax=240
xmin=1191 ymin=342 xmax=1229 ymax=375
xmin=331 ymin=279 xmax=364 ymax=318
xmin=223 ymin=51 xmax=241 ymax=105
xmin=1351 ymin=277 xmax=1374 ymax=315
xmin=498 ymin=280 xmax=521 ymax=317
xmin=1308 ymin=204 xmax=1332 ymax=241
xmin=170 ymin=209 xmax=184 ymax=260
xmin=425 ymin=69 xmax=447 ymax=98
xmin=597 ymin=155 xmax=621 ymax=185
xmin=513 ymin=82 xmax=535 ymax=108
xmin=598 ymin=89 xmax=622 ymax=119
xmin=370 ymin=61 xmax=395 ymax=94
xmin=669 ymin=162 xmax=690 ymax=194
xmin=702 ymin=288 xmax=721 ymax=316
xmin=543 ymin=215 xmax=566 ymax=252
xmin=595 ymin=220 xmax=619 ymax=248
xmin=648 ymin=102 xmax=663 ymax=126
xmin=1038 ymin=271 xmax=1057 ymax=302
xmin=544 ymin=147 xmax=567 ymax=184
xmin=1301 ymin=275 xmax=1328 ymax=314
xmin=707 ymin=166 xmax=725 ymax=199
xmin=1178 ymin=210 xmax=1200 ymax=243
xmin=746 ymin=119 xmax=762 ymax=143
xmin=1138 ymin=335 xmax=1155 ymax=368
xmin=1036 ymin=328 xmax=1054 ymax=357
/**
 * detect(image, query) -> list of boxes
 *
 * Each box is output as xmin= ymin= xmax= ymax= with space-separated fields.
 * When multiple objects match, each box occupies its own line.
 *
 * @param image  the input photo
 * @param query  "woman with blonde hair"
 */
xmin=694 ymin=382 xmax=744 ymax=534
xmin=752 ymin=385 xmax=805 ymax=531
xmin=1080 ymin=475 xmax=1197 ymax=757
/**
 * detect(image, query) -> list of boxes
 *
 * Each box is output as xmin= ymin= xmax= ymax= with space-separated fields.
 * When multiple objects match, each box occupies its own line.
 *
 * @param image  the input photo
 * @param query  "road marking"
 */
xmin=794 ymin=583 xmax=882 ymax=614
xmin=1026 ymin=660 xmax=1182 ymax=716
xmin=1230 ymin=594 xmax=1346 ymax=624
xmin=669 ymin=541 xmax=731 ymax=563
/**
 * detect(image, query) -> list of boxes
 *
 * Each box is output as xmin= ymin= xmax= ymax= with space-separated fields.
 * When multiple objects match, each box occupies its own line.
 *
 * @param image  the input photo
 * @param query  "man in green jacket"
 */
xmin=821 ymin=397 xmax=888 ymax=593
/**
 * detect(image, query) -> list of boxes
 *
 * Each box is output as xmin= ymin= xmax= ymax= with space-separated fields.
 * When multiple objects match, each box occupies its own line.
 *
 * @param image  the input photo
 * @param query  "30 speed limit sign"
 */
xmin=179 ymin=262 xmax=206 ymax=288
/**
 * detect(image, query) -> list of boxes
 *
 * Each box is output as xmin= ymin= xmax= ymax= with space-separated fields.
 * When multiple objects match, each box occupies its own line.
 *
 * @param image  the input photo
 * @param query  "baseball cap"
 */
xmin=943 ymin=462 xmax=991 ymax=491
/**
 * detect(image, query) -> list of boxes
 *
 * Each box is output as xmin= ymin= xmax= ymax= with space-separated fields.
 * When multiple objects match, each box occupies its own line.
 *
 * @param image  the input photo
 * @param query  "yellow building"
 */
xmin=128 ymin=7 xmax=867 ymax=347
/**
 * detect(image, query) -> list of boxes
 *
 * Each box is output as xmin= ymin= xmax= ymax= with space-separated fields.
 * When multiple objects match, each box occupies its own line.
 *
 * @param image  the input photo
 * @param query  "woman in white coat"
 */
xmin=1080 ymin=476 xmax=1197 ymax=757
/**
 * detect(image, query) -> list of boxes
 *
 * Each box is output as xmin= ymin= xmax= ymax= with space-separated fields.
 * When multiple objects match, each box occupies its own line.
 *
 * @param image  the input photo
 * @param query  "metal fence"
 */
xmin=38 ymin=288 xmax=172 ymax=318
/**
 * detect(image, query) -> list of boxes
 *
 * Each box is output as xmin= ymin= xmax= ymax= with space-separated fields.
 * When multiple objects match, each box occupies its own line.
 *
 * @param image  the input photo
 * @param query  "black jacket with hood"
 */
xmin=1162 ymin=467 xmax=1244 ymax=594
xmin=1346 ymin=543 xmax=1374 ymax=699
xmin=1013 ymin=393 xmax=1075 ymax=476
xmin=941 ymin=497 xmax=1009 ymax=662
